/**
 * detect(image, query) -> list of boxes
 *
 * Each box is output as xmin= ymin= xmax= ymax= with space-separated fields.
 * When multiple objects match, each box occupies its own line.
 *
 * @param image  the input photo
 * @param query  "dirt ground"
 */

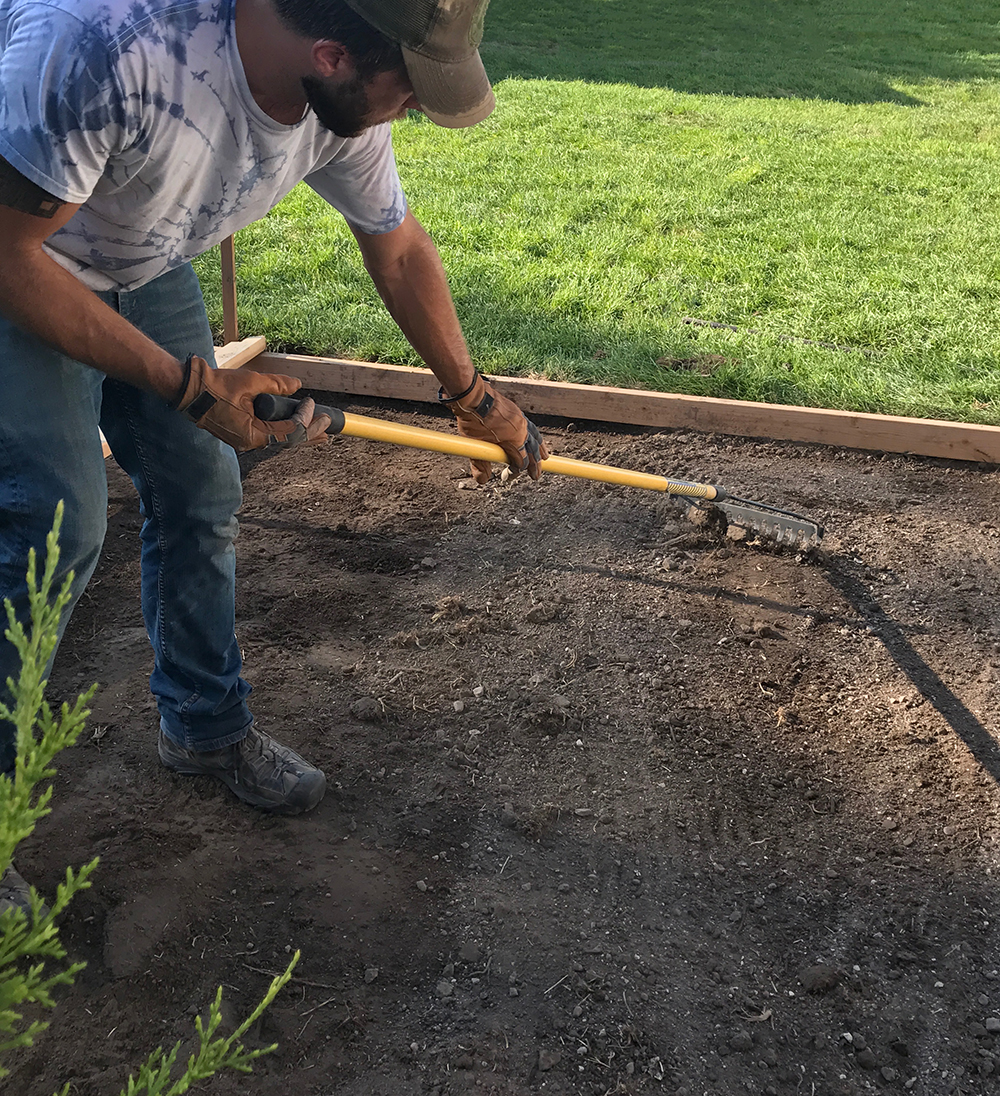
xmin=11 ymin=392 xmax=1000 ymax=1096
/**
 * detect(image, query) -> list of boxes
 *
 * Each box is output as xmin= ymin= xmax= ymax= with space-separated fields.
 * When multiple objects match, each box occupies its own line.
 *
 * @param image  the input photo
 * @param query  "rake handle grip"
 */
xmin=253 ymin=392 xmax=345 ymax=434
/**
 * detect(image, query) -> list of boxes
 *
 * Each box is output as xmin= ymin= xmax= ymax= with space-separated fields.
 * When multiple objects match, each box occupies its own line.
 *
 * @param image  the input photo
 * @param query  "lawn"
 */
xmin=195 ymin=0 xmax=1000 ymax=424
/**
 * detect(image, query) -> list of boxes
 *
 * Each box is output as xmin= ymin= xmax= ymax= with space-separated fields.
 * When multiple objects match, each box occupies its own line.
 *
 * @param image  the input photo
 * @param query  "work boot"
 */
xmin=0 ymin=863 xmax=46 ymax=918
xmin=158 ymin=726 xmax=326 ymax=815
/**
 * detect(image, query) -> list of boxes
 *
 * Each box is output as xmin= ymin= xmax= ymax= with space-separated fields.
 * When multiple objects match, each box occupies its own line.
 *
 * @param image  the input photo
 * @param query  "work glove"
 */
xmin=441 ymin=369 xmax=548 ymax=485
xmin=170 ymin=355 xmax=331 ymax=452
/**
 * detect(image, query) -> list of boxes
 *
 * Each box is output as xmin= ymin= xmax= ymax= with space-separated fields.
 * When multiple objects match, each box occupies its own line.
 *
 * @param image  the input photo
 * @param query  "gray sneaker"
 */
xmin=158 ymin=726 xmax=326 ymax=815
xmin=0 ymin=864 xmax=46 ymax=918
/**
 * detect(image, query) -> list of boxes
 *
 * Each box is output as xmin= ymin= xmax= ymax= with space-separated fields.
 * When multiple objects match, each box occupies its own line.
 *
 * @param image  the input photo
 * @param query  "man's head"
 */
xmin=272 ymin=0 xmax=494 ymax=134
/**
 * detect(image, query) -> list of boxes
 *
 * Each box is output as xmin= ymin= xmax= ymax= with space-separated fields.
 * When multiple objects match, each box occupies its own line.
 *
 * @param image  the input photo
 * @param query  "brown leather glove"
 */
xmin=441 ymin=370 xmax=548 ymax=485
xmin=170 ymin=355 xmax=331 ymax=452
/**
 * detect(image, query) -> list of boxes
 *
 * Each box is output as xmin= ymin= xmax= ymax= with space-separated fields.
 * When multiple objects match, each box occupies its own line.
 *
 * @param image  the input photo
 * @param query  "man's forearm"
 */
xmin=360 ymin=225 xmax=478 ymax=397
xmin=0 ymin=245 xmax=185 ymax=400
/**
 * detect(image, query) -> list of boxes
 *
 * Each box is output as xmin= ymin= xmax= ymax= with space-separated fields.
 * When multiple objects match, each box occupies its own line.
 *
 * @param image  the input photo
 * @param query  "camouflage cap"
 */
xmin=343 ymin=0 xmax=494 ymax=127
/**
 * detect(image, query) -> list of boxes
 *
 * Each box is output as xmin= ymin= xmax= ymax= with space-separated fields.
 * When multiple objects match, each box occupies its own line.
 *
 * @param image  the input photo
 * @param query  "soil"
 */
xmin=10 ymin=393 xmax=1000 ymax=1096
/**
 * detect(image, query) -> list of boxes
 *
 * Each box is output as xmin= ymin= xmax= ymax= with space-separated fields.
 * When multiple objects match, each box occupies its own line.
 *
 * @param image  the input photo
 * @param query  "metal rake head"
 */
xmin=711 ymin=496 xmax=824 ymax=549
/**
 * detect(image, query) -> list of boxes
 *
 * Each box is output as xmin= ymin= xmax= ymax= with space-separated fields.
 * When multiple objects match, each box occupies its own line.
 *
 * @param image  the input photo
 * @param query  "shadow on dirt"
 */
xmin=482 ymin=0 xmax=1000 ymax=103
xmin=822 ymin=557 xmax=1000 ymax=785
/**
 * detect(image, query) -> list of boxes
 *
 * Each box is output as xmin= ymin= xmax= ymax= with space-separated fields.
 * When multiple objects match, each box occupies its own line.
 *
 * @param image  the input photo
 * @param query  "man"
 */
xmin=0 ymin=0 xmax=548 ymax=907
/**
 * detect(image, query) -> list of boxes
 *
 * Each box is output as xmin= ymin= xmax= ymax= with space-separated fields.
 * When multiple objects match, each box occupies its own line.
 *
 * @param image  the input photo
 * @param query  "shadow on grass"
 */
xmin=482 ymin=0 xmax=1000 ymax=104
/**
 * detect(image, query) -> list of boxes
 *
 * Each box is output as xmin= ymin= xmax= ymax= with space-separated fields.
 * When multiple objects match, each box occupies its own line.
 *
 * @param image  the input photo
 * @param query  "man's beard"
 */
xmin=301 ymin=73 xmax=372 ymax=138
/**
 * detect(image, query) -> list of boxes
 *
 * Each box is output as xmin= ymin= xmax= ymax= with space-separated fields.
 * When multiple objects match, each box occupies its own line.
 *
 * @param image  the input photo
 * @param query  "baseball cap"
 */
xmin=343 ymin=0 xmax=495 ymax=128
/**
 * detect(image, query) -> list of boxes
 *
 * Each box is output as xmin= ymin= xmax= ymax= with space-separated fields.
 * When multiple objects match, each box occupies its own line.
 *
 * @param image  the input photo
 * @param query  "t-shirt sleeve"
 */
xmin=0 ymin=4 xmax=125 ymax=204
xmin=304 ymin=123 xmax=408 ymax=235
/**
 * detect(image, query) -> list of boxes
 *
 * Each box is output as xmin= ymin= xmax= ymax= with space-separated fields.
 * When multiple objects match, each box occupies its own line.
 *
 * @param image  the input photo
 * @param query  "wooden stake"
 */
xmin=220 ymin=235 xmax=238 ymax=345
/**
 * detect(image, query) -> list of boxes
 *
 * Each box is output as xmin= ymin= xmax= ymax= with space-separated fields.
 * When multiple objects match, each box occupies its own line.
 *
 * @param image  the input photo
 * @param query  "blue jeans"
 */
xmin=0 ymin=262 xmax=252 ymax=775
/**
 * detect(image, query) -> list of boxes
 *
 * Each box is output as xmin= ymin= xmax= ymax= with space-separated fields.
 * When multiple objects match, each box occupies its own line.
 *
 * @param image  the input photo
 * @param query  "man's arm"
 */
xmin=0 ymin=157 xmax=186 ymax=399
xmin=351 ymin=210 xmax=547 ymax=481
xmin=0 ymin=156 xmax=326 ymax=450
xmin=350 ymin=210 xmax=476 ymax=397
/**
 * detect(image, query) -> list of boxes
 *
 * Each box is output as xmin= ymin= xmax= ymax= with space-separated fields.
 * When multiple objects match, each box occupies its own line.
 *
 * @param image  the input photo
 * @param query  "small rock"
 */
xmin=852 ymin=1034 xmax=868 ymax=1052
xmin=415 ymin=879 xmax=428 ymax=892
xmin=730 ymin=1030 xmax=753 ymax=1052
xmin=881 ymin=818 xmax=899 ymax=831
xmin=473 ymin=685 xmax=485 ymax=697
xmin=526 ymin=603 xmax=559 ymax=624
xmin=856 ymin=1048 xmax=877 ymax=1070
xmin=349 ymin=697 xmax=382 ymax=721
xmin=500 ymin=803 xmax=516 ymax=828
xmin=421 ymin=557 xmax=437 ymax=568
xmin=538 ymin=1048 xmax=562 ymax=1071
xmin=436 ymin=980 xmax=454 ymax=998
xmin=881 ymin=1067 xmax=898 ymax=1082
xmin=364 ymin=967 xmax=379 ymax=984
xmin=508 ymin=987 xmax=519 ymax=997
xmin=453 ymin=700 xmax=466 ymax=713
xmin=986 ymin=1017 xmax=1000 ymax=1033
xmin=455 ymin=1054 xmax=474 ymax=1070
xmin=459 ymin=941 xmax=481 ymax=963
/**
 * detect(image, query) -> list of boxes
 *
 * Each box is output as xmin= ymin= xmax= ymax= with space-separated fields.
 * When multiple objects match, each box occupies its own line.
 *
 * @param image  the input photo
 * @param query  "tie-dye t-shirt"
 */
xmin=0 ymin=0 xmax=407 ymax=290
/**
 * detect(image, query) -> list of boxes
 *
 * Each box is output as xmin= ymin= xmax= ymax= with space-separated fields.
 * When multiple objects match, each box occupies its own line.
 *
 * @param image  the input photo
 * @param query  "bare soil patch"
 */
xmin=11 ymin=394 xmax=1000 ymax=1096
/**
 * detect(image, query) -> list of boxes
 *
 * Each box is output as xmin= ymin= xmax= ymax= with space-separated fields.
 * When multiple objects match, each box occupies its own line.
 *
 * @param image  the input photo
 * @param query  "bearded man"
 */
xmin=0 ymin=0 xmax=547 ymax=908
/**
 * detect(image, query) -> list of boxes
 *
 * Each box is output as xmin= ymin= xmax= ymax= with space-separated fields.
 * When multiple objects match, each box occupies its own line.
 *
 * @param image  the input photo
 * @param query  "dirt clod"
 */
xmin=799 ymin=963 xmax=843 ymax=994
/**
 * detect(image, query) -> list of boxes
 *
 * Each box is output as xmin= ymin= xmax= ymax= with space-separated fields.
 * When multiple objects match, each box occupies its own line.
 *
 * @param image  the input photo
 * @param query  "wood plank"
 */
xmin=216 ymin=335 xmax=267 ymax=370
xmin=220 ymin=235 xmax=238 ymax=345
xmin=252 ymin=351 xmax=1000 ymax=464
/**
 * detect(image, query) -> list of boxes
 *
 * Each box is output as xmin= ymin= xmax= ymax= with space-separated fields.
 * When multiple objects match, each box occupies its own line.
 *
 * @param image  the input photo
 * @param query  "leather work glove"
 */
xmin=170 ymin=355 xmax=331 ymax=452
xmin=441 ymin=369 xmax=548 ymax=485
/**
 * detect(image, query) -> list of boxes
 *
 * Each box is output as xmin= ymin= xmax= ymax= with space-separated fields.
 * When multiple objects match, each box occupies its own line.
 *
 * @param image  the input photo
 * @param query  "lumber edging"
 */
xmin=250 ymin=351 xmax=1000 ymax=465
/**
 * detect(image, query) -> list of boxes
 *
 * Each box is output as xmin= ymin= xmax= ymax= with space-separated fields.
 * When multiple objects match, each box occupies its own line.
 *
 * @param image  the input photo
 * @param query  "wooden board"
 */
xmin=216 ymin=335 xmax=267 ymax=370
xmin=250 ymin=351 xmax=1000 ymax=465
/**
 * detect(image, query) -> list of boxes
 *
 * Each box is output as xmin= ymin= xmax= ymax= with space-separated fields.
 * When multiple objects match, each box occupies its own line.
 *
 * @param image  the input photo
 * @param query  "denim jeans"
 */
xmin=0 ymin=262 xmax=252 ymax=775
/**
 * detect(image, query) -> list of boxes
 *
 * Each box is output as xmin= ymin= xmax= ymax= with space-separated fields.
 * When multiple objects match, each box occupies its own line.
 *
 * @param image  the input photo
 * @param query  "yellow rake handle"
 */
xmin=340 ymin=412 xmax=721 ymax=501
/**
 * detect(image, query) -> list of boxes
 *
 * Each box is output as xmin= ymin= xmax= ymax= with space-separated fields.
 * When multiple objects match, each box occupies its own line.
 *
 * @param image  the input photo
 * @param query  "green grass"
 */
xmin=195 ymin=1 xmax=1000 ymax=423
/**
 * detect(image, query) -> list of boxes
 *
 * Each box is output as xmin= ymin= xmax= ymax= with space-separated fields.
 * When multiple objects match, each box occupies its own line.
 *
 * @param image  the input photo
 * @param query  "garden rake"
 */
xmin=253 ymin=394 xmax=823 ymax=548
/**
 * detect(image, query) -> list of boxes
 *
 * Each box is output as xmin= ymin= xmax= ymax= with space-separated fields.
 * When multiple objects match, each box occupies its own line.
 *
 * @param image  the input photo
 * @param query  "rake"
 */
xmin=252 ymin=394 xmax=823 ymax=548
